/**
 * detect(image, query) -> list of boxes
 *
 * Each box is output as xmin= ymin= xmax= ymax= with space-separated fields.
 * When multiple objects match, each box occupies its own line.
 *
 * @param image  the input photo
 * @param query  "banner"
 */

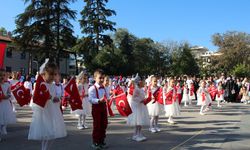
xmin=0 ymin=43 xmax=7 ymax=69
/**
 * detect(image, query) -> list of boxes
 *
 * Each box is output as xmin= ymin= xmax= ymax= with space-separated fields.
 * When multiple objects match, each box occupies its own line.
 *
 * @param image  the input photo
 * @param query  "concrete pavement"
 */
xmin=0 ymin=102 xmax=250 ymax=150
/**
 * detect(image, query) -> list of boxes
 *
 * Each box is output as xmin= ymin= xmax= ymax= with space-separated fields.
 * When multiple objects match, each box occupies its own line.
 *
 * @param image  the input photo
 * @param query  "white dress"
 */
xmin=215 ymin=87 xmax=224 ymax=101
xmin=182 ymin=87 xmax=190 ymax=103
xmin=127 ymin=87 xmax=150 ymax=126
xmin=28 ymin=83 xmax=67 ymax=140
xmin=0 ymin=83 xmax=16 ymax=125
xmin=164 ymin=87 xmax=181 ymax=117
xmin=197 ymin=87 xmax=212 ymax=106
xmin=147 ymin=87 xmax=162 ymax=117
xmin=82 ymin=83 xmax=91 ymax=116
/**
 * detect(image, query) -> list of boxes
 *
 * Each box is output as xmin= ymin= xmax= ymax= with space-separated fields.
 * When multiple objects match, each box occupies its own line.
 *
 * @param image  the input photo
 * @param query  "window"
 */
xmin=6 ymin=48 xmax=12 ymax=58
xmin=20 ymin=51 xmax=26 ymax=59
xmin=6 ymin=66 xmax=11 ymax=72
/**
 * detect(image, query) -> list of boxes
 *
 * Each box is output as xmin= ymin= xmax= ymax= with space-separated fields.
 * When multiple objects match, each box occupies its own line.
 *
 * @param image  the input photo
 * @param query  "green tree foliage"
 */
xmin=170 ymin=43 xmax=199 ymax=76
xmin=231 ymin=64 xmax=250 ymax=77
xmin=212 ymin=31 xmax=250 ymax=73
xmin=14 ymin=0 xmax=77 ymax=62
xmin=77 ymin=0 xmax=116 ymax=71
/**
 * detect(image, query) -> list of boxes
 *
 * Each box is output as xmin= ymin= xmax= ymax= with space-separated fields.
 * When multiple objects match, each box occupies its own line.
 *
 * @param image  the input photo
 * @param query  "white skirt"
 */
xmin=147 ymin=101 xmax=162 ymax=117
xmin=241 ymin=96 xmax=250 ymax=102
xmin=215 ymin=95 xmax=224 ymax=101
xmin=71 ymin=97 xmax=92 ymax=116
xmin=189 ymin=93 xmax=196 ymax=100
xmin=127 ymin=98 xmax=150 ymax=126
xmin=164 ymin=101 xmax=181 ymax=117
xmin=197 ymin=95 xmax=212 ymax=106
xmin=28 ymin=100 xmax=67 ymax=140
xmin=182 ymin=94 xmax=190 ymax=103
xmin=0 ymin=99 xmax=16 ymax=125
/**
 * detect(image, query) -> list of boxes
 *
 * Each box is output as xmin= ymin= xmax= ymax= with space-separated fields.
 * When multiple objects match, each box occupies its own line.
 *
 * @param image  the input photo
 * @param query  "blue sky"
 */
xmin=1 ymin=0 xmax=250 ymax=51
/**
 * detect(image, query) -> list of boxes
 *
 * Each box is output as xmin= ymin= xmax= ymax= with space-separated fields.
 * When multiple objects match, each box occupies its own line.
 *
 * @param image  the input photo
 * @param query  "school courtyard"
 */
xmin=1 ymin=102 xmax=250 ymax=150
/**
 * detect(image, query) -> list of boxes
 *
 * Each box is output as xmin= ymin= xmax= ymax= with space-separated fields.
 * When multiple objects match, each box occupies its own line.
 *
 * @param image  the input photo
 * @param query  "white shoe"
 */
xmin=77 ymin=125 xmax=84 ymax=130
xmin=199 ymin=112 xmax=206 ymax=115
xmin=155 ymin=127 xmax=161 ymax=132
xmin=168 ymin=119 xmax=175 ymax=124
xmin=132 ymin=135 xmax=138 ymax=141
xmin=217 ymin=105 xmax=222 ymax=108
xmin=150 ymin=128 xmax=157 ymax=133
xmin=135 ymin=136 xmax=145 ymax=142
xmin=82 ymin=124 xmax=89 ymax=129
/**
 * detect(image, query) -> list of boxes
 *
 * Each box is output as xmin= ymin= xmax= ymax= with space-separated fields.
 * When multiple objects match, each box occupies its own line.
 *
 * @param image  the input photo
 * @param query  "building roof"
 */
xmin=0 ymin=35 xmax=12 ymax=42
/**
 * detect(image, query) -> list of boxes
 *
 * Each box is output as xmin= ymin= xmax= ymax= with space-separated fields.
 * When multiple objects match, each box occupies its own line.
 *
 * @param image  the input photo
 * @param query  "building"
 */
xmin=0 ymin=35 xmax=76 ymax=76
xmin=190 ymin=46 xmax=209 ymax=59
xmin=190 ymin=46 xmax=223 ymax=68
xmin=200 ymin=51 xmax=223 ymax=68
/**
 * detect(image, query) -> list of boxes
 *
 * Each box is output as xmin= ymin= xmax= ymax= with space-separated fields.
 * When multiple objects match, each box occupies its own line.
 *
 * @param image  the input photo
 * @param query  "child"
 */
xmin=61 ymin=77 xmax=70 ymax=111
xmin=197 ymin=80 xmax=212 ymax=115
xmin=147 ymin=76 xmax=162 ymax=133
xmin=0 ymin=69 xmax=16 ymax=142
xmin=188 ymin=83 xmax=195 ymax=104
xmin=182 ymin=82 xmax=190 ymax=107
xmin=164 ymin=78 xmax=181 ymax=124
xmin=54 ymin=74 xmax=63 ymax=112
xmin=9 ymin=71 xmax=19 ymax=112
xmin=88 ymin=69 xmax=108 ymax=149
xmin=215 ymin=81 xmax=224 ymax=107
xmin=75 ymin=71 xmax=91 ymax=129
xmin=175 ymin=82 xmax=182 ymax=104
xmin=240 ymin=86 xmax=249 ymax=104
xmin=127 ymin=79 xmax=150 ymax=142
xmin=28 ymin=61 xmax=67 ymax=150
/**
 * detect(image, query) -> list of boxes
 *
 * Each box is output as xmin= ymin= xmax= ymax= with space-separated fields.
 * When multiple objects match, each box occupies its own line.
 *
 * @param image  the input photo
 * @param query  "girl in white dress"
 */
xmin=182 ymin=82 xmax=190 ymax=107
xmin=164 ymin=78 xmax=181 ymax=124
xmin=28 ymin=61 xmax=67 ymax=150
xmin=215 ymin=81 xmax=224 ymax=107
xmin=197 ymin=80 xmax=212 ymax=115
xmin=75 ymin=72 xmax=91 ymax=130
xmin=147 ymin=76 xmax=162 ymax=133
xmin=9 ymin=71 xmax=19 ymax=112
xmin=127 ymin=79 xmax=150 ymax=142
xmin=0 ymin=69 xmax=16 ymax=142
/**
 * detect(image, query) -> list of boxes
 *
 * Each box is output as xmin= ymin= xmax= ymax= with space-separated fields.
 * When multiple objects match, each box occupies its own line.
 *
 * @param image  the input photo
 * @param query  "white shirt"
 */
xmin=88 ymin=83 xmax=106 ymax=104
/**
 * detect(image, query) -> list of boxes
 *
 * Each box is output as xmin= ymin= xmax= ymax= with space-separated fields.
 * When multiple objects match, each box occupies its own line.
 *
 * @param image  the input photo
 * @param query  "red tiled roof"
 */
xmin=0 ymin=35 xmax=12 ymax=42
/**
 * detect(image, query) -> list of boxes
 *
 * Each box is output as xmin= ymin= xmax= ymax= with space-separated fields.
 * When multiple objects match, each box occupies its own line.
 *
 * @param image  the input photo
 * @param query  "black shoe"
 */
xmin=100 ymin=142 xmax=108 ymax=149
xmin=91 ymin=143 xmax=102 ymax=150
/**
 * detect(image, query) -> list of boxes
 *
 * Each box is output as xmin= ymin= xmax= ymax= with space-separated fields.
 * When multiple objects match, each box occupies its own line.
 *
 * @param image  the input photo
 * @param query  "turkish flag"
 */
xmin=33 ymin=75 xmax=51 ymax=108
xmin=12 ymin=84 xmax=31 ymax=107
xmin=113 ymin=93 xmax=132 ymax=117
xmin=64 ymin=77 xmax=82 ymax=111
xmin=165 ymin=89 xmax=174 ymax=105
xmin=128 ymin=83 xmax=134 ymax=95
xmin=113 ymin=85 xmax=124 ymax=96
xmin=0 ymin=86 xmax=4 ymax=101
xmin=143 ymin=88 xmax=152 ymax=105
xmin=154 ymin=88 xmax=164 ymax=105
xmin=11 ymin=81 xmax=21 ymax=90
xmin=0 ymin=43 xmax=7 ymax=69
xmin=104 ymin=95 xmax=114 ymax=117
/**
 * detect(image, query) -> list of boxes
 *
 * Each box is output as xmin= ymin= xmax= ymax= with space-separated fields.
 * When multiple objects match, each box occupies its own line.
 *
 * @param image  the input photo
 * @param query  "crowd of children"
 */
xmin=0 ymin=60 xmax=250 ymax=150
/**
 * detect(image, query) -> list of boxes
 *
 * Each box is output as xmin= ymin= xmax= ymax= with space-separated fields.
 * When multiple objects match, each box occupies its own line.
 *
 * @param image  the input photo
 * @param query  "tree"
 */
xmin=212 ymin=31 xmax=250 ymax=73
xmin=231 ymin=64 xmax=250 ymax=77
xmin=78 ymin=0 xmax=116 ymax=72
xmin=0 ymin=27 xmax=7 ymax=36
xmin=14 ymin=0 xmax=77 ymax=64
xmin=170 ymin=43 xmax=199 ymax=76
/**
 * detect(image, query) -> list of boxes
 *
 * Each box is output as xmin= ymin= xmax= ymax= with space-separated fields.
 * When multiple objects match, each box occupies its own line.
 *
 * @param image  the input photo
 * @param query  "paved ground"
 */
xmin=1 ymin=102 xmax=250 ymax=150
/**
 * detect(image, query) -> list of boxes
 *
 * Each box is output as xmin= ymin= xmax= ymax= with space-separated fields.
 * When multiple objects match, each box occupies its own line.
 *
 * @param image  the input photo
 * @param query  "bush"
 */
xmin=231 ymin=64 xmax=250 ymax=77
